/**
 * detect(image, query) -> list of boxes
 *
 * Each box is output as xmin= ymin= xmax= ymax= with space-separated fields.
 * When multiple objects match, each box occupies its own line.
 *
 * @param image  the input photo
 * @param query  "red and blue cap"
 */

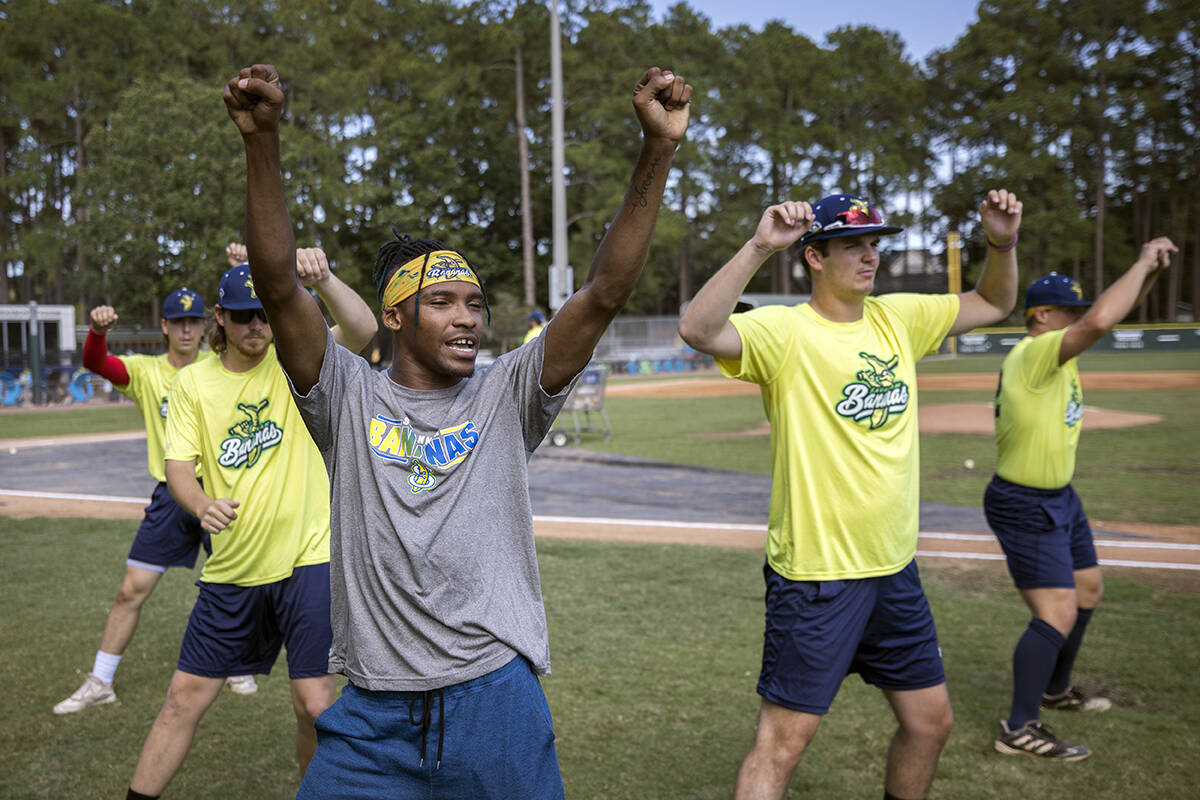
xmin=799 ymin=194 xmax=903 ymax=245
xmin=216 ymin=264 xmax=263 ymax=311
xmin=163 ymin=288 xmax=205 ymax=319
xmin=1025 ymin=272 xmax=1091 ymax=311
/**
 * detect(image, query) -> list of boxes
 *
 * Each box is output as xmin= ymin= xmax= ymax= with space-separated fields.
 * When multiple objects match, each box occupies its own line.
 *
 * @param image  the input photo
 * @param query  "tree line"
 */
xmin=1 ymin=0 xmax=1196 ymax=345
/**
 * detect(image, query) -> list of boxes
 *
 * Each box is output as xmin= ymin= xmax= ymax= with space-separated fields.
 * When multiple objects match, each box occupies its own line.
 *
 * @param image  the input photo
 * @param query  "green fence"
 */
xmin=952 ymin=324 xmax=1200 ymax=355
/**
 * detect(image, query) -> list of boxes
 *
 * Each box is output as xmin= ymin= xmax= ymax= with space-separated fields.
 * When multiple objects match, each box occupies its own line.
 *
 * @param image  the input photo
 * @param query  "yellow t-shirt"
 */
xmin=717 ymin=293 xmax=959 ymax=581
xmin=994 ymin=328 xmax=1082 ymax=489
xmin=164 ymin=346 xmax=330 ymax=586
xmin=523 ymin=324 xmax=545 ymax=345
xmin=118 ymin=351 xmax=212 ymax=482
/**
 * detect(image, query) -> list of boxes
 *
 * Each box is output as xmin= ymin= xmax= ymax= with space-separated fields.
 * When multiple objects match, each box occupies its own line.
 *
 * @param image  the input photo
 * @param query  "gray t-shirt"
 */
xmin=291 ymin=330 xmax=572 ymax=691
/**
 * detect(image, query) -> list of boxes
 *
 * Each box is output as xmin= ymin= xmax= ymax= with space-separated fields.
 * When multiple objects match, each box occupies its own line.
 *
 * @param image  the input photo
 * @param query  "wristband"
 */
xmin=986 ymin=232 xmax=1018 ymax=252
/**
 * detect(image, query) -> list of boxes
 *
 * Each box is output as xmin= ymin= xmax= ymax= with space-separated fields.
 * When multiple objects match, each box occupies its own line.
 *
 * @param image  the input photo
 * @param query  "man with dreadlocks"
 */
xmin=224 ymin=63 xmax=691 ymax=798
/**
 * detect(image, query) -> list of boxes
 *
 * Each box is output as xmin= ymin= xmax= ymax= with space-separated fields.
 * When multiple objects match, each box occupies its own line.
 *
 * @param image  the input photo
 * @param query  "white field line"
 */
xmin=920 ymin=530 xmax=1200 ymax=552
xmin=0 ymin=488 xmax=146 ymax=504
xmin=2 ymin=496 xmax=1196 ymax=571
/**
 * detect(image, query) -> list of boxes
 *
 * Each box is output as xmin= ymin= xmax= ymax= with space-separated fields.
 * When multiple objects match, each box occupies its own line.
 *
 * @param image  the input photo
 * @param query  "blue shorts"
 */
xmin=757 ymin=560 xmax=945 ymax=714
xmin=127 ymin=482 xmax=209 ymax=571
xmin=984 ymin=475 xmax=1098 ymax=589
xmin=297 ymin=656 xmax=564 ymax=800
xmin=177 ymin=562 xmax=332 ymax=679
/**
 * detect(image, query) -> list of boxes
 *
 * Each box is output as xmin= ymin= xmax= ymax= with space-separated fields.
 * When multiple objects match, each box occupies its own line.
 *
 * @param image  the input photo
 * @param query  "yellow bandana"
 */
xmin=381 ymin=250 xmax=480 ymax=308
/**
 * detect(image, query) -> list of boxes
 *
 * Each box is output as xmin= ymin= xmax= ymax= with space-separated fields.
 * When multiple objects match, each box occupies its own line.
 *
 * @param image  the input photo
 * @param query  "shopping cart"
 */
xmin=547 ymin=365 xmax=612 ymax=447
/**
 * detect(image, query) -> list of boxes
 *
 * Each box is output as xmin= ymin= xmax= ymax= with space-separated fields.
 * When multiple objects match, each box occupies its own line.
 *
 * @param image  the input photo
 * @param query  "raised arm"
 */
xmin=223 ymin=63 xmax=327 ymax=394
xmin=1056 ymin=237 xmax=1177 ymax=364
xmin=295 ymin=247 xmax=378 ymax=353
xmin=949 ymin=188 xmax=1023 ymax=336
xmin=538 ymin=67 xmax=692 ymax=395
xmin=678 ymin=202 xmax=814 ymax=360
xmin=82 ymin=306 xmax=131 ymax=386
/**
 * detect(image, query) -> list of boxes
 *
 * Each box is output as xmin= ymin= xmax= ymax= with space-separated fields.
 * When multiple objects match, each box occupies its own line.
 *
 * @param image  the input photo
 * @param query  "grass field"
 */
xmin=570 ymin=351 xmax=1200 ymax=526
xmin=4 ymin=519 xmax=1197 ymax=798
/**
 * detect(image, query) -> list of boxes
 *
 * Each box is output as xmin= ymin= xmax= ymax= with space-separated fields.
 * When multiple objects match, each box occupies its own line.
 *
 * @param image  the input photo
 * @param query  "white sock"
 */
xmin=91 ymin=651 xmax=122 ymax=684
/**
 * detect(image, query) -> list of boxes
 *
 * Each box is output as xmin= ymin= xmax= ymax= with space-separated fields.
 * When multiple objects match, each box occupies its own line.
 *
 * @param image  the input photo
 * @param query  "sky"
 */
xmin=646 ymin=0 xmax=981 ymax=60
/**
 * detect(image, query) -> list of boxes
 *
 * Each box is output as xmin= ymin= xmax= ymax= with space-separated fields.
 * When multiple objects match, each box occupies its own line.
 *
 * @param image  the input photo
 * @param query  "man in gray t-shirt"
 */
xmin=225 ymin=62 xmax=692 ymax=798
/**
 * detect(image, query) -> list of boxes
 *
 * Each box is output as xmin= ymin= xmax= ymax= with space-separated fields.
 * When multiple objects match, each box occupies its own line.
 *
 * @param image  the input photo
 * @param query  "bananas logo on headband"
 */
xmin=382 ymin=250 xmax=480 ymax=308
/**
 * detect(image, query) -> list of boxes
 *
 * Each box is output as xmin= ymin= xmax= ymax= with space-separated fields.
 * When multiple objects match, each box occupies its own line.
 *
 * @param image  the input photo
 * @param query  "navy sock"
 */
xmin=1046 ymin=607 xmax=1093 ymax=696
xmin=1008 ymin=617 xmax=1064 ymax=729
xmin=127 ymin=790 xmax=159 ymax=800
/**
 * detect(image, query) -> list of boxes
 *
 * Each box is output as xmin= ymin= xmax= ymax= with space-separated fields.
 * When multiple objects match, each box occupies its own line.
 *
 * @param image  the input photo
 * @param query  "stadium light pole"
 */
xmin=548 ymin=0 xmax=572 ymax=314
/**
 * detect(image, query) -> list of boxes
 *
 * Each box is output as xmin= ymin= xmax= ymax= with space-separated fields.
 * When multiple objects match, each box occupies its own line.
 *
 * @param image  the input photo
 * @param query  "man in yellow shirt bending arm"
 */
xmin=986 ymin=238 xmax=1176 ymax=762
xmin=679 ymin=189 xmax=1022 ymax=800
xmin=125 ymin=255 xmax=376 ymax=800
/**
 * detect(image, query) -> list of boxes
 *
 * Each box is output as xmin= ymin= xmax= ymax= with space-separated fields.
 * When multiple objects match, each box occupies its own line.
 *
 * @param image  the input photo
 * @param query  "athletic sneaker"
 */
xmin=225 ymin=675 xmax=259 ymax=695
xmin=53 ymin=674 xmax=116 ymax=714
xmin=1043 ymin=686 xmax=1112 ymax=712
xmin=994 ymin=720 xmax=1091 ymax=761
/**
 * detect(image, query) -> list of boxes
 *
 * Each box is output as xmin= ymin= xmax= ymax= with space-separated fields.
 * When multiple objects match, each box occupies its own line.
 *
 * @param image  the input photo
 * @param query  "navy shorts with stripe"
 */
xmin=177 ymin=562 xmax=332 ymax=679
xmin=757 ymin=559 xmax=945 ymax=715
xmin=984 ymin=474 xmax=1098 ymax=589
xmin=297 ymin=656 xmax=564 ymax=800
xmin=127 ymin=482 xmax=209 ymax=570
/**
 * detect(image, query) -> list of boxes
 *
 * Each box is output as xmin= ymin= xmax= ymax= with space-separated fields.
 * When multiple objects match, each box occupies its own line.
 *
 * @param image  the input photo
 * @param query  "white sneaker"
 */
xmin=53 ymin=674 xmax=116 ymax=714
xmin=225 ymin=675 xmax=259 ymax=695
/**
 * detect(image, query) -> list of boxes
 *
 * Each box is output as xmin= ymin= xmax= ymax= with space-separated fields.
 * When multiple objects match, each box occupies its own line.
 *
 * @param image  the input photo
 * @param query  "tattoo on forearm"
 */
xmin=630 ymin=156 xmax=662 ymax=212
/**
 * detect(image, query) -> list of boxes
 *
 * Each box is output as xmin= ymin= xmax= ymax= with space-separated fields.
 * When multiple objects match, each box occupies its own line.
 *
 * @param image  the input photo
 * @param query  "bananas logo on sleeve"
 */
xmin=218 ymin=399 xmax=283 ymax=468
xmin=1064 ymin=380 xmax=1083 ymax=427
xmin=368 ymin=414 xmax=480 ymax=493
xmin=835 ymin=352 xmax=911 ymax=430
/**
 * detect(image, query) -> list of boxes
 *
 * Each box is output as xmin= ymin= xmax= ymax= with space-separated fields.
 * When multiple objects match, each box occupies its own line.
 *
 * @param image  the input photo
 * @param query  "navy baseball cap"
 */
xmin=799 ymin=194 xmax=903 ymax=245
xmin=527 ymin=310 xmax=546 ymax=323
xmin=216 ymin=265 xmax=263 ymax=311
xmin=1025 ymin=272 xmax=1091 ymax=311
xmin=163 ymin=288 xmax=205 ymax=319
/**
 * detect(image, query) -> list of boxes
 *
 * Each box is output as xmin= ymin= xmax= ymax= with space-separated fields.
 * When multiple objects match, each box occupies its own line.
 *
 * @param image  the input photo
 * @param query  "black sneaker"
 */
xmin=994 ymin=720 xmax=1091 ymax=761
xmin=1043 ymin=686 xmax=1112 ymax=712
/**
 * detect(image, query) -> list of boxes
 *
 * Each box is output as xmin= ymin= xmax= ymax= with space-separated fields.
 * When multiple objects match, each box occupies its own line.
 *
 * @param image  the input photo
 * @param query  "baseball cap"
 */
xmin=799 ymin=194 xmax=903 ymax=245
xmin=163 ymin=288 xmax=205 ymax=319
xmin=527 ymin=310 xmax=546 ymax=323
xmin=1025 ymin=272 xmax=1092 ymax=310
xmin=216 ymin=264 xmax=263 ymax=311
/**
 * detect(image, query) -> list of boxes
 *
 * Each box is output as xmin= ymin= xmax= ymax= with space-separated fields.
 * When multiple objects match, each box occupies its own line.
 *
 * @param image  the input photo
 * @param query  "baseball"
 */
xmin=963 ymin=458 xmax=975 ymax=469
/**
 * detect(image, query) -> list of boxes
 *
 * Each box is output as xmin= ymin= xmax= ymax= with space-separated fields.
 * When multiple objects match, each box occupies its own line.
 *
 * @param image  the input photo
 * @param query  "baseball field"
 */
xmin=0 ymin=349 xmax=1196 ymax=797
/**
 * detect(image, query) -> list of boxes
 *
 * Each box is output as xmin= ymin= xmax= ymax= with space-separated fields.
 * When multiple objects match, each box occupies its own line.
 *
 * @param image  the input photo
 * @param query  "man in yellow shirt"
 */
xmin=523 ymin=310 xmax=547 ymax=344
xmin=53 ymin=290 xmax=263 ymax=715
xmin=987 ymin=238 xmax=1176 ymax=762
xmin=680 ymin=190 xmax=1022 ymax=800
xmin=125 ymin=257 xmax=376 ymax=799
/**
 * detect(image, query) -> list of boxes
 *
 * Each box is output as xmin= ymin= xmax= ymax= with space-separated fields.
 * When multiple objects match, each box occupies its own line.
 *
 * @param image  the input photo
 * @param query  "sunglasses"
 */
xmin=227 ymin=308 xmax=268 ymax=325
xmin=836 ymin=206 xmax=884 ymax=226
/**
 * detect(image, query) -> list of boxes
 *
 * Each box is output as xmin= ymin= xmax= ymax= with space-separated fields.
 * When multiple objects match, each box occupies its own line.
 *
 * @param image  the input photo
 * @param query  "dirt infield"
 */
xmin=608 ymin=371 xmax=1200 ymax=399
xmin=612 ymin=372 xmax=1184 ymax=435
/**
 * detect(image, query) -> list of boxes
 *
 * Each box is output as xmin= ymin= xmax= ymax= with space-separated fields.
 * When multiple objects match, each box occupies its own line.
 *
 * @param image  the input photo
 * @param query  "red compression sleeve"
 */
xmin=82 ymin=329 xmax=130 ymax=385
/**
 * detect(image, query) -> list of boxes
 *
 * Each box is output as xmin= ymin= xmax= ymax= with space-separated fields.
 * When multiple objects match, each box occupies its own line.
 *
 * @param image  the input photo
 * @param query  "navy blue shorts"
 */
xmin=757 ymin=559 xmax=945 ymax=714
xmin=984 ymin=475 xmax=1098 ymax=589
xmin=177 ymin=562 xmax=332 ymax=679
xmin=297 ymin=656 xmax=564 ymax=800
xmin=127 ymin=482 xmax=209 ymax=571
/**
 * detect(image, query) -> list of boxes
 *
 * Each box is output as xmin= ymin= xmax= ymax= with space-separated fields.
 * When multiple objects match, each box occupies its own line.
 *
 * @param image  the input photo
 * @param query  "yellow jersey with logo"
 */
xmin=994 ymin=328 xmax=1082 ymax=489
xmin=717 ymin=293 xmax=959 ymax=581
xmin=117 ymin=351 xmax=212 ymax=482
xmin=164 ymin=346 xmax=330 ymax=586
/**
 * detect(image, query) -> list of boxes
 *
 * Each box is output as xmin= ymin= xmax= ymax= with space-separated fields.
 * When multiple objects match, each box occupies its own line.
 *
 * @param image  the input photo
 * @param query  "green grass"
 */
xmin=566 ymin=384 xmax=1198 ymax=525
xmin=0 ymin=403 xmax=143 ymax=440
xmin=4 ymin=519 xmax=1198 ymax=798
